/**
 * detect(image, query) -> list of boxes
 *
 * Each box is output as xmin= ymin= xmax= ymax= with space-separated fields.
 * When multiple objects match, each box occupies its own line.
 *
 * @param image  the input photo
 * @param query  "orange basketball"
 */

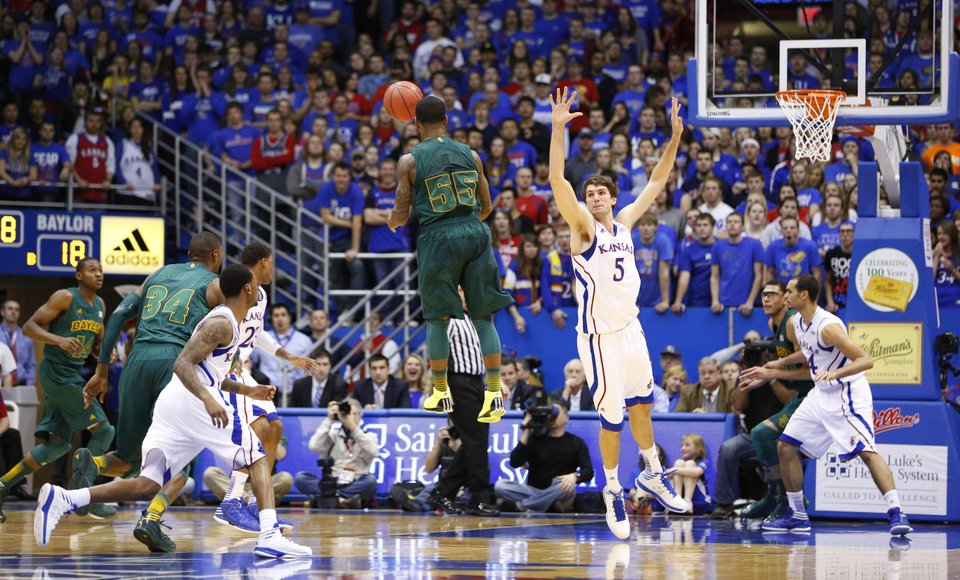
xmin=383 ymin=81 xmax=423 ymax=122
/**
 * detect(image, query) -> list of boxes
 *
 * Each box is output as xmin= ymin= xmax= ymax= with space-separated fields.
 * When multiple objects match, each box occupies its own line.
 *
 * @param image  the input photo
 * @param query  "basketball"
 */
xmin=383 ymin=81 xmax=423 ymax=122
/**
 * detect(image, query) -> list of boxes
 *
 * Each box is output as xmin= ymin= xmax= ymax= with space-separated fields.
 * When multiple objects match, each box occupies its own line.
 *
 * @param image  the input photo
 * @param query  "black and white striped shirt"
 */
xmin=447 ymin=315 xmax=484 ymax=375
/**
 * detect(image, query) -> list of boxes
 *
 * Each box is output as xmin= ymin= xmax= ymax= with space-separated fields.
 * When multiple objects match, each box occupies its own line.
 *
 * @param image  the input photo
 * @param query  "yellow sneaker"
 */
xmin=478 ymin=390 xmax=506 ymax=423
xmin=423 ymin=389 xmax=452 ymax=413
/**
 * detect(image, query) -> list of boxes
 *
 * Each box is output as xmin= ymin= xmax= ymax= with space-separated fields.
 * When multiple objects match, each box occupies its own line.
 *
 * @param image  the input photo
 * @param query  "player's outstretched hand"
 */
xmin=550 ymin=87 xmax=583 ymax=128
xmin=249 ymin=385 xmax=277 ymax=401
xmin=669 ymin=97 xmax=683 ymax=138
xmin=204 ymin=397 xmax=229 ymax=428
xmin=288 ymin=355 xmax=321 ymax=376
xmin=82 ymin=370 xmax=109 ymax=409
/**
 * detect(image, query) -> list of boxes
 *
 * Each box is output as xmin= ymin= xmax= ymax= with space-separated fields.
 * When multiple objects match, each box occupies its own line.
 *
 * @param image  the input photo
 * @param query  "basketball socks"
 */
xmin=0 ymin=462 xmax=33 ymax=489
xmin=432 ymin=368 xmax=449 ymax=393
xmin=259 ymin=508 xmax=279 ymax=538
xmin=604 ymin=467 xmax=622 ymax=493
xmin=485 ymin=367 xmax=501 ymax=394
xmin=884 ymin=490 xmax=902 ymax=512
xmin=225 ymin=472 xmax=248 ymax=502
xmin=641 ymin=447 xmax=663 ymax=474
xmin=64 ymin=488 xmax=92 ymax=509
xmin=146 ymin=492 xmax=170 ymax=520
xmin=786 ymin=491 xmax=808 ymax=519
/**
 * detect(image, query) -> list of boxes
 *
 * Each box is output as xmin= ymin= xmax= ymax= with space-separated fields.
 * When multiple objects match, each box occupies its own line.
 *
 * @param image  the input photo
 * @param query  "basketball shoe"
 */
xmin=422 ymin=389 xmax=452 ymax=413
xmin=254 ymin=526 xmax=312 ymax=558
xmin=635 ymin=470 xmax=687 ymax=513
xmin=133 ymin=510 xmax=176 ymax=553
xmin=477 ymin=391 xmax=505 ymax=423
xmin=247 ymin=500 xmax=295 ymax=531
xmin=34 ymin=484 xmax=77 ymax=546
xmin=221 ymin=498 xmax=260 ymax=533
xmin=761 ymin=508 xmax=811 ymax=533
xmin=603 ymin=486 xmax=631 ymax=540
xmin=888 ymin=508 xmax=913 ymax=536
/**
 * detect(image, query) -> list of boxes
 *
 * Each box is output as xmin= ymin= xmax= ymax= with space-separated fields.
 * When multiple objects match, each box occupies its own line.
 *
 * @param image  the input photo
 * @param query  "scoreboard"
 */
xmin=0 ymin=209 xmax=165 ymax=276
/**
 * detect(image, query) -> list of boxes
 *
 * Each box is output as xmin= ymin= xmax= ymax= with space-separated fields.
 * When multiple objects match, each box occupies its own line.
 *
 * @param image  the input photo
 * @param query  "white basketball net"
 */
xmin=776 ymin=90 xmax=846 ymax=163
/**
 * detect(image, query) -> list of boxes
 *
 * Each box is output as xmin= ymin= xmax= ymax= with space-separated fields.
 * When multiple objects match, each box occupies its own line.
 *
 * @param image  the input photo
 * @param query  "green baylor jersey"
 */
xmin=134 ymin=262 xmax=217 ymax=348
xmin=773 ymin=308 xmax=814 ymax=396
xmin=42 ymin=288 xmax=104 ymax=370
xmin=411 ymin=136 xmax=481 ymax=229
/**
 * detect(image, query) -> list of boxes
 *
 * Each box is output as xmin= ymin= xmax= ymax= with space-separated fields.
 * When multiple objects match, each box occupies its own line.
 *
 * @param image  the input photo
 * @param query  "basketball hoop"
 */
xmin=775 ymin=89 xmax=846 ymax=162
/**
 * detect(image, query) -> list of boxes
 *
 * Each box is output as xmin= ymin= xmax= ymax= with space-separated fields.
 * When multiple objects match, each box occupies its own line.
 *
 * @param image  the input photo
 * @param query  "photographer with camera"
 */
xmin=725 ymin=280 xmax=815 ymax=521
xmin=293 ymin=397 xmax=379 ymax=509
xmin=494 ymin=404 xmax=594 ymax=512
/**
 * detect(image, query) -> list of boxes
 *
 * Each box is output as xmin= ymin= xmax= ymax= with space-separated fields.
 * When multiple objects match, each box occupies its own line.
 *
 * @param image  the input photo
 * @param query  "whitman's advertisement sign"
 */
xmin=815 ymin=443 xmax=948 ymax=516
xmin=849 ymin=322 xmax=922 ymax=385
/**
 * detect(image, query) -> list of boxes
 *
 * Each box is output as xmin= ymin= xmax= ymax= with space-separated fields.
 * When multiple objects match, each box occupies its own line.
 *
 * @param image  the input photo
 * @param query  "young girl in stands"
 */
xmin=669 ymin=434 xmax=713 ymax=515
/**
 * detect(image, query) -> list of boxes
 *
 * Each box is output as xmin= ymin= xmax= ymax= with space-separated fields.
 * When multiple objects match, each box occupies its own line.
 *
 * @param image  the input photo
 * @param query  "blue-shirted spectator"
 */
xmin=764 ymin=216 xmax=822 ymax=284
xmin=6 ymin=22 xmax=44 ymax=97
xmin=31 ymin=122 xmax=71 ymax=202
xmin=674 ymin=213 xmax=717 ymax=309
xmin=633 ymin=213 xmax=674 ymax=311
xmin=711 ymin=213 xmax=764 ymax=315
xmin=266 ymin=0 xmax=296 ymax=30
xmin=327 ymin=94 xmax=360 ymax=146
xmin=128 ymin=60 xmax=166 ymax=120
xmin=180 ymin=67 xmax=223 ymax=144
xmin=541 ymin=224 xmax=576 ymax=328
xmin=307 ymin=0 xmax=345 ymax=45
xmin=534 ymin=0 xmax=568 ymax=58
xmin=364 ymin=158 xmax=411 ymax=321
xmin=122 ymin=11 xmax=164 ymax=64
xmin=307 ymin=162 xmax=366 ymax=317
xmin=163 ymin=4 xmax=200 ymax=66
xmin=0 ymin=129 xmax=38 ymax=200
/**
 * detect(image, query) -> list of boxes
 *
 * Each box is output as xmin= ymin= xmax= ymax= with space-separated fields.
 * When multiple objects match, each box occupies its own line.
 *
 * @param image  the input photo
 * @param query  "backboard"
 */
xmin=688 ymin=0 xmax=958 ymax=127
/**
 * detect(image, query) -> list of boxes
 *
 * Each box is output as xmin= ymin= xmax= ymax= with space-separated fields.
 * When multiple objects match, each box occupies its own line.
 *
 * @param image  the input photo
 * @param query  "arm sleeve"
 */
xmin=97 ymin=291 xmax=142 ymax=364
xmin=105 ymin=137 xmax=116 ymax=175
xmin=574 ymin=438 xmax=595 ymax=483
xmin=254 ymin=330 xmax=281 ymax=357
xmin=509 ymin=441 xmax=530 ymax=468
xmin=65 ymin=134 xmax=78 ymax=163
xmin=307 ymin=420 xmax=333 ymax=454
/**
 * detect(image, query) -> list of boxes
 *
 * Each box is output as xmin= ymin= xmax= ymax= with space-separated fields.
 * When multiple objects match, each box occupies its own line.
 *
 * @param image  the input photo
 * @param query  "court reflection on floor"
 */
xmin=0 ymin=507 xmax=957 ymax=578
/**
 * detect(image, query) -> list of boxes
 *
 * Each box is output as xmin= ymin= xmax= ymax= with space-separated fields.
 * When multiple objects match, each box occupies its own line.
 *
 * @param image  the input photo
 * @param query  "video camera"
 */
xmin=312 ymin=456 xmax=339 ymax=509
xmin=524 ymin=400 xmax=560 ymax=438
xmin=740 ymin=337 xmax=779 ymax=369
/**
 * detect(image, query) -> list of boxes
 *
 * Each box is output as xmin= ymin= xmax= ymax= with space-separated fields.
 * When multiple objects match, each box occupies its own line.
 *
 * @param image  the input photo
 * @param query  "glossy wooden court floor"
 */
xmin=1 ymin=504 xmax=958 ymax=578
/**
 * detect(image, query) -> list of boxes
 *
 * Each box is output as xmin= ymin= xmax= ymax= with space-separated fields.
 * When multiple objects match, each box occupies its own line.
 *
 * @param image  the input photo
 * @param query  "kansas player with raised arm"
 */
xmin=755 ymin=274 xmax=912 ymax=537
xmin=34 ymin=265 xmax=312 ymax=558
xmin=549 ymin=88 xmax=687 ymax=539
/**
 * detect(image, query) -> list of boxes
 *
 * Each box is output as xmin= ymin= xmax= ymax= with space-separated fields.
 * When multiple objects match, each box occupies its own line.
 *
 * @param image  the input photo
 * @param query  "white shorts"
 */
xmin=230 ymin=369 xmax=279 ymax=424
xmin=140 ymin=377 xmax=265 ymax=486
xmin=577 ymin=318 xmax=654 ymax=431
xmin=780 ymin=377 xmax=877 ymax=461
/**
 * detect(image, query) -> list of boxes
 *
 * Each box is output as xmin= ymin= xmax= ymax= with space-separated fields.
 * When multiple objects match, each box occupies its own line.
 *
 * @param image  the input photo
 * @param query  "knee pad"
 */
xmin=87 ymin=423 xmax=116 ymax=456
xmin=752 ymin=422 xmax=781 ymax=470
xmin=471 ymin=317 xmax=501 ymax=357
xmin=32 ymin=437 xmax=71 ymax=467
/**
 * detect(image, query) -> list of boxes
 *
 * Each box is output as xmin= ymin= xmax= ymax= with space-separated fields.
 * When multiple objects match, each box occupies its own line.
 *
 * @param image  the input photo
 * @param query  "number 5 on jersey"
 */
xmin=425 ymin=171 xmax=479 ymax=212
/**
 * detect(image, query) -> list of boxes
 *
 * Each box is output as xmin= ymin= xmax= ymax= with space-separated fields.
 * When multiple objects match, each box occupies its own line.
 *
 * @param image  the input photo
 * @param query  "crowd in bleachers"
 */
xmin=3 ymin=0 xmax=959 ymax=315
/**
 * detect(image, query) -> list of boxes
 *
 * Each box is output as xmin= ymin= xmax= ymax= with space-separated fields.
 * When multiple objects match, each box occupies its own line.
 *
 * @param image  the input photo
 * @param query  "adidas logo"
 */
xmin=114 ymin=229 xmax=150 ymax=252
xmin=106 ymin=228 xmax=160 ymax=267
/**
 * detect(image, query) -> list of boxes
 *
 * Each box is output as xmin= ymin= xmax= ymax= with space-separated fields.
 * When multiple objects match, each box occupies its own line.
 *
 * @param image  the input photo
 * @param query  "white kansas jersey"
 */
xmin=193 ymin=305 xmax=241 ymax=389
xmin=572 ymin=221 xmax=640 ymax=335
xmin=237 ymin=286 xmax=267 ymax=363
xmin=793 ymin=307 xmax=865 ymax=390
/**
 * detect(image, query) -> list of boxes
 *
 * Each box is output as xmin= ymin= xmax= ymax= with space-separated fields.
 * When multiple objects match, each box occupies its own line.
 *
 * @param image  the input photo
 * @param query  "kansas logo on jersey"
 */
xmin=598 ymin=241 xmax=634 ymax=255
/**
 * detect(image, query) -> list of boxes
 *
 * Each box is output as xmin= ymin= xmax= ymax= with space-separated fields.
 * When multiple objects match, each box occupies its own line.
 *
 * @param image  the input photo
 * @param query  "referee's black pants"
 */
xmin=435 ymin=371 xmax=494 ymax=505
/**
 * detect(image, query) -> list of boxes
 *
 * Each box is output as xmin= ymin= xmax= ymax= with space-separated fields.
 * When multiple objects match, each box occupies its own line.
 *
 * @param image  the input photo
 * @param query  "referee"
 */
xmin=431 ymin=295 xmax=499 ymax=516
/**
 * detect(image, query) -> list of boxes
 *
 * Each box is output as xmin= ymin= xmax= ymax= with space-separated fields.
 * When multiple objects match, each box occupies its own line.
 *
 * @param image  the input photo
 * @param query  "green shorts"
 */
xmin=417 ymin=217 xmax=514 ymax=320
xmin=36 ymin=361 xmax=108 ymax=441
xmin=768 ymin=392 xmax=806 ymax=432
xmin=115 ymin=344 xmax=180 ymax=465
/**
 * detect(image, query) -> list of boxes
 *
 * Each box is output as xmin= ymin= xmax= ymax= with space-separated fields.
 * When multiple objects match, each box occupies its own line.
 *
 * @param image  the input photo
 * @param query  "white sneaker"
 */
xmin=603 ymin=486 xmax=631 ymax=540
xmin=254 ymin=529 xmax=313 ymax=558
xmin=34 ymin=484 xmax=75 ymax=546
xmin=635 ymin=470 xmax=688 ymax=513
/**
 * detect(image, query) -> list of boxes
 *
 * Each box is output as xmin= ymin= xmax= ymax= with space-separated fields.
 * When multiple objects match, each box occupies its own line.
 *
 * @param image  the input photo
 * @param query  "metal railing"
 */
xmin=151 ymin=120 xmax=427 ymax=389
xmin=0 ymin=177 xmax=167 ymax=213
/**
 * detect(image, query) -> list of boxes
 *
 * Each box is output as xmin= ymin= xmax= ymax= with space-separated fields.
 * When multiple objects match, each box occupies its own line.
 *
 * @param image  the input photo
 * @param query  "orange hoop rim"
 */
xmin=775 ymin=89 xmax=847 ymax=122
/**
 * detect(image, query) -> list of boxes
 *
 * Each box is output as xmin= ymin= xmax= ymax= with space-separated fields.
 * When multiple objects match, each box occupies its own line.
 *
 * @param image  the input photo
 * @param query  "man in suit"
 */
xmin=674 ymin=357 xmax=736 ymax=413
xmin=501 ymin=358 xmax=544 ymax=410
xmin=289 ymin=349 xmax=349 ymax=408
xmin=354 ymin=354 xmax=410 ymax=409
xmin=552 ymin=359 xmax=595 ymax=412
